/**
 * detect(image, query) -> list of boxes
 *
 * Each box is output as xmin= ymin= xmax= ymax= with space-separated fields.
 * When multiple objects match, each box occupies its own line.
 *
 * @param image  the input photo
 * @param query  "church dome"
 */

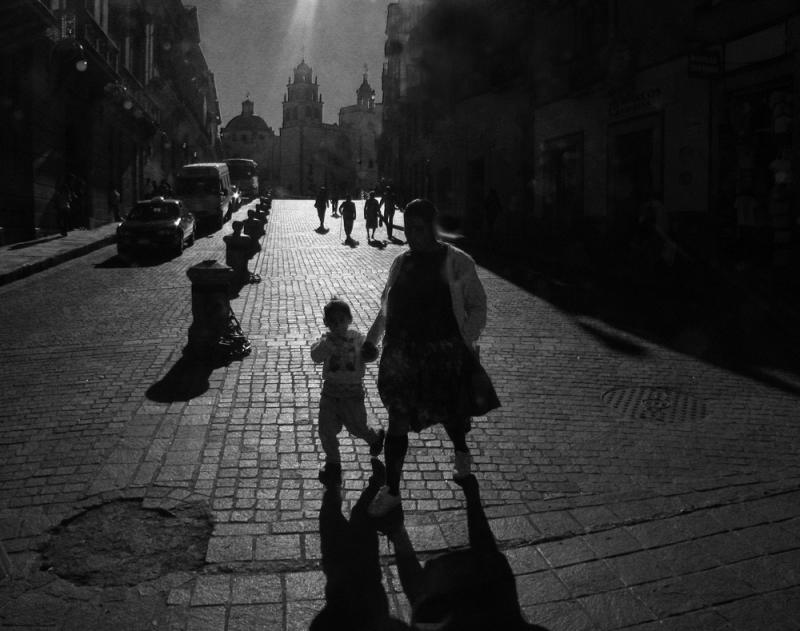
xmin=224 ymin=114 xmax=270 ymax=133
xmin=223 ymin=98 xmax=272 ymax=134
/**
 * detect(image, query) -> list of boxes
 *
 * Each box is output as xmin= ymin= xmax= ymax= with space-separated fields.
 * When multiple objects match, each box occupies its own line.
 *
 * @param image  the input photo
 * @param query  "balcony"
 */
xmin=51 ymin=8 xmax=119 ymax=77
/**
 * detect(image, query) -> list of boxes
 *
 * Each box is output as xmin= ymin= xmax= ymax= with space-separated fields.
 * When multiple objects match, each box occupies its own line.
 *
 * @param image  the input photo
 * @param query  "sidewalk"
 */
xmin=0 ymin=224 xmax=119 ymax=287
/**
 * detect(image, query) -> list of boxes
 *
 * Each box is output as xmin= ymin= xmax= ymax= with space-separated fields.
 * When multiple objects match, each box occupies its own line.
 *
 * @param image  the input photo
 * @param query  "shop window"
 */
xmin=542 ymin=132 xmax=585 ymax=234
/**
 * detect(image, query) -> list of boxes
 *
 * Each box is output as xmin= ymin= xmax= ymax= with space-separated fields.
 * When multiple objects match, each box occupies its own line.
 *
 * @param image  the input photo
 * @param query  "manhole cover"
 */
xmin=41 ymin=499 xmax=212 ymax=586
xmin=602 ymin=387 xmax=707 ymax=423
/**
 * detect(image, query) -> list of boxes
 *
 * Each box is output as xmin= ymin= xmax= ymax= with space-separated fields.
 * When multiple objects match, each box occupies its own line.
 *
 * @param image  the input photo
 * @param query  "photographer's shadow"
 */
xmin=388 ymin=475 xmax=550 ymax=631
xmin=311 ymin=459 xmax=410 ymax=630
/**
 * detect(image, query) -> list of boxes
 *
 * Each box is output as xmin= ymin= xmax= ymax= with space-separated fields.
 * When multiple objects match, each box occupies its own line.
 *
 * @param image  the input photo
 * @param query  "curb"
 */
xmin=0 ymin=234 xmax=117 ymax=288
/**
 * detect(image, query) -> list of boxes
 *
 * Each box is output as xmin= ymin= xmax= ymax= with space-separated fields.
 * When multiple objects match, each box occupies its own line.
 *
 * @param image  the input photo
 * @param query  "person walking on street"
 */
xmin=330 ymin=193 xmax=340 ymax=218
xmin=364 ymin=190 xmax=382 ymax=242
xmin=340 ymin=193 xmax=357 ymax=245
xmin=484 ymin=188 xmax=503 ymax=248
xmin=363 ymin=199 xmax=500 ymax=517
xmin=379 ymin=187 xmax=398 ymax=241
xmin=109 ymin=187 xmax=122 ymax=222
xmin=55 ymin=181 xmax=72 ymax=236
xmin=311 ymin=298 xmax=386 ymax=487
xmin=315 ymin=186 xmax=329 ymax=231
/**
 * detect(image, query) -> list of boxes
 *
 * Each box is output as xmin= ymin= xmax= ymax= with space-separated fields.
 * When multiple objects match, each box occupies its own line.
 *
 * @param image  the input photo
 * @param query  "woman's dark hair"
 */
xmin=323 ymin=298 xmax=352 ymax=326
xmin=404 ymin=198 xmax=437 ymax=225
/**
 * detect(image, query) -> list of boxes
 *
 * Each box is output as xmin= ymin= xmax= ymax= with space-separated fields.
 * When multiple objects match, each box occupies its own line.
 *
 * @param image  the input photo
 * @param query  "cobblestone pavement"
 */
xmin=1 ymin=200 xmax=799 ymax=630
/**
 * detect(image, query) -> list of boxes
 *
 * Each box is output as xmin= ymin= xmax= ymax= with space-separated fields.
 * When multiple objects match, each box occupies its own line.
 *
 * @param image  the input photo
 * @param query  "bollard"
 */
xmin=243 ymin=210 xmax=266 ymax=256
xmin=186 ymin=260 xmax=234 ymax=358
xmin=223 ymin=221 xmax=256 ymax=285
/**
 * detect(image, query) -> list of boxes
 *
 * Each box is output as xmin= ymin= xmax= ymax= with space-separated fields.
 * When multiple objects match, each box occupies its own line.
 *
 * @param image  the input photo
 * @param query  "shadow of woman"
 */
xmin=311 ymin=458 xmax=410 ymax=631
xmin=386 ymin=475 xmax=550 ymax=631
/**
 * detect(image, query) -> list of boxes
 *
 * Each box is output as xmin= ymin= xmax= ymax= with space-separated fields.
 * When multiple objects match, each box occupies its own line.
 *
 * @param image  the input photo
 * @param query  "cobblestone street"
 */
xmin=1 ymin=199 xmax=799 ymax=630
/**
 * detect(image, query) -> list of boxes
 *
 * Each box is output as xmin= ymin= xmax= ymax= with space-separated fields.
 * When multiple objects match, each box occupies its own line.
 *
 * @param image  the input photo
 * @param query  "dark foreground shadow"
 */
xmin=315 ymin=226 xmax=331 ymax=234
xmin=386 ymin=475 xmax=550 ymax=631
xmin=311 ymin=459 xmax=410 ymax=630
xmin=145 ymin=353 xmax=222 ymax=402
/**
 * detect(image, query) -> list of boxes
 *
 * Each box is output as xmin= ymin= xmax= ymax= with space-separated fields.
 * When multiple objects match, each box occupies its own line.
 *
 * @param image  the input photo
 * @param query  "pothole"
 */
xmin=602 ymin=387 xmax=708 ymax=423
xmin=41 ymin=499 xmax=212 ymax=586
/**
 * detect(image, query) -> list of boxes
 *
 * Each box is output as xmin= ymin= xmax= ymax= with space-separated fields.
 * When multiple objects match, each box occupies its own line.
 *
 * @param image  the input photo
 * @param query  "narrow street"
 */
xmin=1 ymin=200 xmax=799 ymax=630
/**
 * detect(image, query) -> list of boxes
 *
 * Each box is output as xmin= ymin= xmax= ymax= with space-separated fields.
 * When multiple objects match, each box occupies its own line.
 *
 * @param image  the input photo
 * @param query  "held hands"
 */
xmin=361 ymin=340 xmax=379 ymax=362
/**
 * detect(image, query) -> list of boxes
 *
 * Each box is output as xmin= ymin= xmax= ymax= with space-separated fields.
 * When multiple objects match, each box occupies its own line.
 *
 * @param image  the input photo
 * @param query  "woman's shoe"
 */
xmin=453 ymin=451 xmax=473 ymax=480
xmin=368 ymin=485 xmax=401 ymax=517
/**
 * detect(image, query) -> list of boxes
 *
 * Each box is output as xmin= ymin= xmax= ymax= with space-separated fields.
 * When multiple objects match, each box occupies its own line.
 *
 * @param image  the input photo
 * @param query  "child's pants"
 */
xmin=318 ymin=393 xmax=379 ymax=463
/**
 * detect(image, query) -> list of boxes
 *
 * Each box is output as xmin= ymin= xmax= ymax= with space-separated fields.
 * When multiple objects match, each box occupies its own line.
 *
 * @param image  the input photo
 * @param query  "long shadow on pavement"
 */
xmin=146 ymin=354 xmax=216 ymax=402
xmin=311 ymin=459 xmax=410 ymax=630
xmin=458 ymin=238 xmax=800 ymax=397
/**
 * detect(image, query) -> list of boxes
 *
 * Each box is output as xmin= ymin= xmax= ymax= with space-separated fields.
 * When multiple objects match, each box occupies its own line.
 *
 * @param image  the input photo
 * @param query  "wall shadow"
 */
xmin=311 ymin=459 xmax=410 ymax=630
xmin=384 ymin=474 xmax=549 ymax=630
xmin=455 ymin=236 xmax=800 ymax=397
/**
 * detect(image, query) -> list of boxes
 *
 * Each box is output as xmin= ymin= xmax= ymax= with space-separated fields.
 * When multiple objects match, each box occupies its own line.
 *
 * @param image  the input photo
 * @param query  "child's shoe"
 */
xmin=318 ymin=462 xmax=342 ymax=487
xmin=368 ymin=485 xmax=401 ymax=517
xmin=453 ymin=451 xmax=473 ymax=480
xmin=369 ymin=429 xmax=386 ymax=458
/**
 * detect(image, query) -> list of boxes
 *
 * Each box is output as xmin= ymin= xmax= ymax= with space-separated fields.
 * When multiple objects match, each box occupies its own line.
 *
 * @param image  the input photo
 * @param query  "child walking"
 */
xmin=311 ymin=298 xmax=385 ymax=486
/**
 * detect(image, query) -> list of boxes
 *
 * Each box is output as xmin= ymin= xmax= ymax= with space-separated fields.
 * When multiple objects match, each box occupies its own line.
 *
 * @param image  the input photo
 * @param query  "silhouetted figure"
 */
xmin=310 ymin=299 xmax=385 ymax=486
xmin=315 ymin=186 xmax=329 ymax=230
xmin=340 ymin=193 xmax=357 ymax=245
xmin=484 ymin=188 xmax=503 ymax=247
xmin=311 ymin=459 xmax=410 ymax=630
xmin=331 ymin=193 xmax=340 ymax=218
xmin=379 ymin=187 xmax=399 ymax=241
xmin=387 ymin=475 xmax=548 ymax=631
xmin=109 ymin=187 xmax=121 ymax=222
xmin=365 ymin=199 xmax=500 ymax=518
xmin=364 ymin=190 xmax=382 ymax=242
xmin=54 ymin=181 xmax=72 ymax=236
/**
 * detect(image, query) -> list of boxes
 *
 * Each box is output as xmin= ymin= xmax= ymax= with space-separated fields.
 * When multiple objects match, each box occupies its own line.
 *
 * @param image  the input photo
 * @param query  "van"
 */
xmin=175 ymin=163 xmax=233 ymax=230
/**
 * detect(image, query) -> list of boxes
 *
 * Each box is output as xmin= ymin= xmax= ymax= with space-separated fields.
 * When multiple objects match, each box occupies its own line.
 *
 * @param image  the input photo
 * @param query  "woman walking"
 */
xmin=363 ymin=199 xmax=499 ymax=517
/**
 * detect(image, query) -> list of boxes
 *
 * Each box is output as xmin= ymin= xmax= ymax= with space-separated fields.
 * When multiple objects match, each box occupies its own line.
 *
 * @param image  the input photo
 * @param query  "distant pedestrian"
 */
xmin=311 ymin=298 xmax=386 ymax=487
xmin=330 ymin=193 xmax=340 ymax=218
xmin=109 ymin=187 xmax=122 ymax=222
xmin=158 ymin=179 xmax=172 ymax=197
xmin=364 ymin=190 xmax=382 ymax=242
xmin=315 ymin=186 xmax=328 ymax=230
xmin=364 ymin=199 xmax=499 ymax=517
xmin=484 ymin=188 xmax=503 ymax=246
xmin=379 ymin=187 xmax=398 ymax=241
xmin=340 ymin=193 xmax=357 ymax=244
xmin=55 ymin=181 xmax=72 ymax=236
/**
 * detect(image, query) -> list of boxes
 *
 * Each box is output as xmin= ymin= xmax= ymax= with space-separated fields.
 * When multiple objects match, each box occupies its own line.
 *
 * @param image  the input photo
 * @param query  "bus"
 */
xmin=225 ymin=158 xmax=259 ymax=202
xmin=175 ymin=163 xmax=233 ymax=230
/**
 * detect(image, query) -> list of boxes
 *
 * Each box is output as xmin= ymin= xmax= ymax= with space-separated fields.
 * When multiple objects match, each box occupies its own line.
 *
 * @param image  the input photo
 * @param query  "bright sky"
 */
xmin=190 ymin=0 xmax=390 ymax=131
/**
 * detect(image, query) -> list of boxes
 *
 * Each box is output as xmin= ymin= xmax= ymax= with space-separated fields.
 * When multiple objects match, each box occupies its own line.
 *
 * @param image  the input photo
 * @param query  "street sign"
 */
xmin=688 ymin=49 xmax=721 ymax=78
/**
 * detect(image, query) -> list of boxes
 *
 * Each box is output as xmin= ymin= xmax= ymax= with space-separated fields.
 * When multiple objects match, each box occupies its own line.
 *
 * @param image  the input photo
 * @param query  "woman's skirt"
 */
xmin=378 ymin=336 xmax=499 ymax=433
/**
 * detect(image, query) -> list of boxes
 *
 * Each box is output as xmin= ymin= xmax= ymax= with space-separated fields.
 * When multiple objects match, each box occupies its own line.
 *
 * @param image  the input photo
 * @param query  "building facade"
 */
xmin=220 ymin=98 xmax=279 ymax=190
xmin=380 ymin=0 xmax=800 ymax=274
xmin=0 ymin=0 xmax=221 ymax=244
xmin=338 ymin=71 xmax=383 ymax=195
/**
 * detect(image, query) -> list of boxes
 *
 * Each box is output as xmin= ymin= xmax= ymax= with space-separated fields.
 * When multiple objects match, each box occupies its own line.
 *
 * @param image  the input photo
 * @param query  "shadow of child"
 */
xmin=311 ymin=459 xmax=411 ymax=630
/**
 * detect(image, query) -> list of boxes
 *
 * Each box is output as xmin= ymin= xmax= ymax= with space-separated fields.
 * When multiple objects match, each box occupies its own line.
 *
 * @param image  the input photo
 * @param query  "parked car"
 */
xmin=117 ymin=197 xmax=196 ymax=258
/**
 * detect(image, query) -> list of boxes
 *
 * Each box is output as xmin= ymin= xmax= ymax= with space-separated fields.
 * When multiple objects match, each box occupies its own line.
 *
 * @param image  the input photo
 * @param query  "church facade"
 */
xmin=220 ymin=60 xmax=383 ymax=198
